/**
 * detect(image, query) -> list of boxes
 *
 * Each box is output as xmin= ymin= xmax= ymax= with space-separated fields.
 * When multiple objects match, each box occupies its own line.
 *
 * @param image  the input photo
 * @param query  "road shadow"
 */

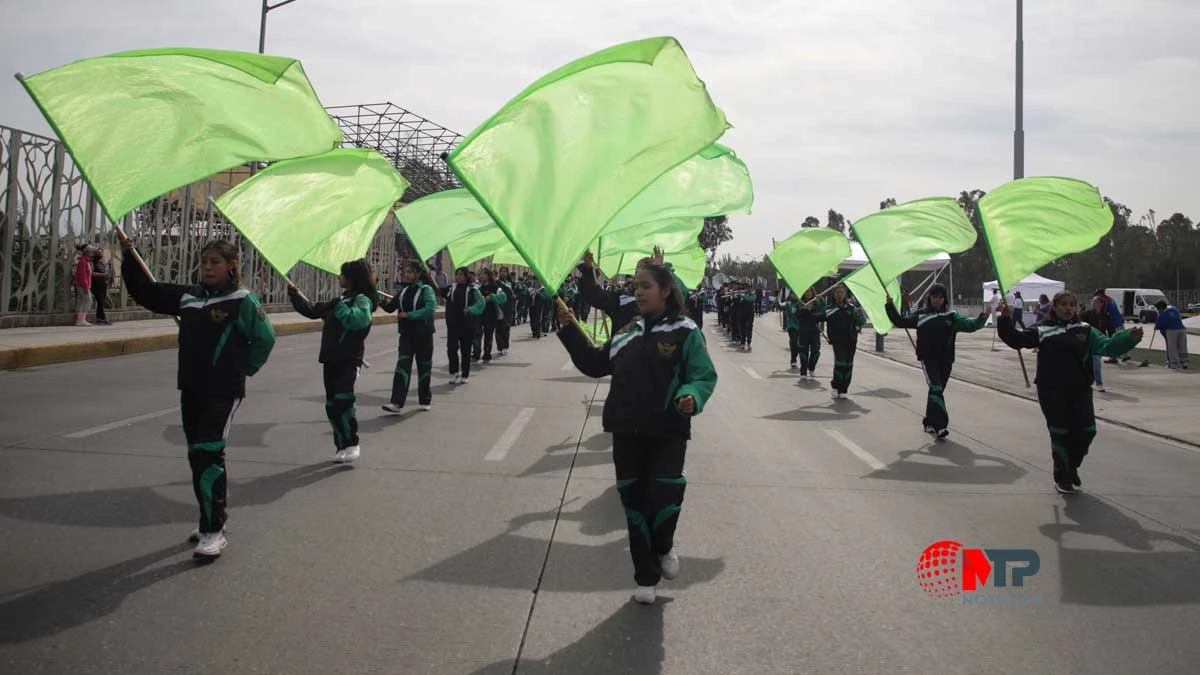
xmin=1094 ymin=391 xmax=1139 ymax=403
xmin=855 ymin=387 xmax=913 ymax=400
xmin=762 ymin=402 xmax=867 ymax=422
xmin=472 ymin=361 xmax=532 ymax=368
xmin=1039 ymin=496 xmax=1200 ymax=605
xmin=469 ymin=599 xmax=670 ymax=675
xmin=0 ymin=463 xmax=349 ymax=528
xmin=0 ymin=542 xmax=197 ymax=645
xmin=520 ymin=433 xmax=612 ymax=478
xmin=545 ymin=375 xmax=605 ymax=384
xmin=866 ymin=440 xmax=1027 ymax=485
xmin=404 ymin=487 xmax=724 ymax=593
xmin=162 ymin=422 xmax=276 ymax=448
xmin=295 ymin=391 xmax=392 ymax=407
xmin=357 ymin=409 xmax=429 ymax=434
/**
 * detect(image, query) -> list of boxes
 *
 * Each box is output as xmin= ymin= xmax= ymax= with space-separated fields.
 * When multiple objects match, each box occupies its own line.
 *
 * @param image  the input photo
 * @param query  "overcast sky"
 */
xmin=2 ymin=0 xmax=1196 ymax=258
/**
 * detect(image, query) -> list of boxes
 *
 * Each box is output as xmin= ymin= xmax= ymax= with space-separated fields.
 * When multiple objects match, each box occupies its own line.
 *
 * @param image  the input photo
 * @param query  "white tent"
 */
xmin=982 ymin=273 xmax=1064 ymax=303
xmin=837 ymin=242 xmax=950 ymax=272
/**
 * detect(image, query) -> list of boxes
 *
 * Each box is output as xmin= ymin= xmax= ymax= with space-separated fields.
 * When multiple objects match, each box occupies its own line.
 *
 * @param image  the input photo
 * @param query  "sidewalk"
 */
xmin=0 ymin=309 xmax=443 ymax=370
xmin=859 ymin=326 xmax=1198 ymax=447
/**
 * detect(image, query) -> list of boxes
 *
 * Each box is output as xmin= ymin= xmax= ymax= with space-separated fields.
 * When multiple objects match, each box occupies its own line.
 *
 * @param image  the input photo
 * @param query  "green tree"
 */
xmin=801 ymin=216 xmax=820 ymax=228
xmin=700 ymin=215 xmax=733 ymax=267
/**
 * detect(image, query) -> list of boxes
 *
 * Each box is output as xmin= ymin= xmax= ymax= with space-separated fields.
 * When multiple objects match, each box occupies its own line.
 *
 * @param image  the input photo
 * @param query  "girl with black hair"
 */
xmin=444 ymin=266 xmax=484 ymax=383
xmin=381 ymin=261 xmax=437 ymax=412
xmin=825 ymin=285 xmax=864 ymax=399
xmin=556 ymin=263 xmax=718 ymax=605
xmin=786 ymin=287 xmax=826 ymax=377
xmin=120 ymin=237 xmax=276 ymax=560
xmin=289 ymin=259 xmax=376 ymax=463
xmin=998 ymin=292 xmax=1143 ymax=494
xmin=478 ymin=268 xmax=509 ymax=362
xmin=885 ymin=284 xmax=988 ymax=438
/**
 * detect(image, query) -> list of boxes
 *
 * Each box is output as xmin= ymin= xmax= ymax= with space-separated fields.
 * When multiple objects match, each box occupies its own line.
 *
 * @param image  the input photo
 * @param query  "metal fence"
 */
xmin=1 ymin=124 xmax=397 ymax=322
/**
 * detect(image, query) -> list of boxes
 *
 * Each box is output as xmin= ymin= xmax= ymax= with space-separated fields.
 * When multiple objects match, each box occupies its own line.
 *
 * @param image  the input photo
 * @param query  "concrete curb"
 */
xmin=0 ymin=312 xmax=443 ymax=371
xmin=858 ymin=347 xmax=1200 ymax=450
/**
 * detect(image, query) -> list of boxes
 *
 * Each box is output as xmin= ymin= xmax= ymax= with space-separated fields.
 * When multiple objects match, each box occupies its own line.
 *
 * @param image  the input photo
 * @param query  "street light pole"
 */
xmin=258 ymin=0 xmax=300 ymax=54
xmin=1014 ymin=0 xmax=1024 ymax=180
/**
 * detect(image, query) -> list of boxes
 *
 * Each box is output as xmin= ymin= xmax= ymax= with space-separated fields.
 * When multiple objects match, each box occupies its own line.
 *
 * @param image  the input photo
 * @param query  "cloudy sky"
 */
xmin=2 ymin=0 xmax=1196 ymax=258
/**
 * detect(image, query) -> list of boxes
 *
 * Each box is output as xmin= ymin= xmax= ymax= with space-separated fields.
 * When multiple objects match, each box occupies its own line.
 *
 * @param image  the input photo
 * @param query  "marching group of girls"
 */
xmin=117 ymin=233 xmax=1140 ymax=600
xmin=118 ymin=238 xmax=718 ymax=606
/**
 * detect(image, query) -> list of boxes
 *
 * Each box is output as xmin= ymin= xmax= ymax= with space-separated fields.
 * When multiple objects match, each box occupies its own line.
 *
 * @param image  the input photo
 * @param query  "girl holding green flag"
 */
xmin=555 ymin=263 xmax=718 ymax=605
xmin=884 ymin=284 xmax=988 ymax=439
xmin=288 ymin=259 xmax=376 ymax=463
xmin=381 ymin=261 xmax=437 ymax=413
xmin=792 ymin=288 xmax=826 ymax=378
xmin=996 ymin=293 xmax=1143 ymax=494
xmin=121 ymin=238 xmax=276 ymax=560
xmin=825 ymin=285 xmax=865 ymax=399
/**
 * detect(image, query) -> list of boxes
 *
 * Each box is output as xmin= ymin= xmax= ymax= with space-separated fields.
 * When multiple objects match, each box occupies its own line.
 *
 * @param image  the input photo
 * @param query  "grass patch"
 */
xmin=1125 ymin=347 xmax=1168 ymax=366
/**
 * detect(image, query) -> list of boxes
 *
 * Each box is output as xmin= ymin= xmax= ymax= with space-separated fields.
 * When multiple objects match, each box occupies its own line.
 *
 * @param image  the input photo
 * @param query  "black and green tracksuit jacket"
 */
xmin=998 ymin=316 xmax=1141 ymax=389
xmin=290 ymin=290 xmax=374 ymax=366
xmin=559 ymin=313 xmax=718 ymax=440
xmin=122 ymin=254 xmax=275 ymax=397
xmin=824 ymin=302 xmax=865 ymax=344
xmin=885 ymin=303 xmax=988 ymax=362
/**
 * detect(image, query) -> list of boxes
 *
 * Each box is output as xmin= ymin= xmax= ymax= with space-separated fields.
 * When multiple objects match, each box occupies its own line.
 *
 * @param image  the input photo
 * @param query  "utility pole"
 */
xmin=1014 ymin=0 xmax=1024 ymax=180
xmin=259 ymin=0 xmax=300 ymax=54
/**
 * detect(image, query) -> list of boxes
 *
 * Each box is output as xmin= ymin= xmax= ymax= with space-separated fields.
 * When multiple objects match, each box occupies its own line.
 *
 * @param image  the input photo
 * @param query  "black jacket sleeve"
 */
xmin=884 ymin=300 xmax=918 ymax=329
xmin=575 ymin=263 xmax=621 ymax=315
xmin=120 ymin=251 xmax=190 ymax=316
xmin=288 ymin=290 xmax=326 ymax=320
xmin=997 ymin=315 xmax=1038 ymax=350
xmin=557 ymin=321 xmax=612 ymax=379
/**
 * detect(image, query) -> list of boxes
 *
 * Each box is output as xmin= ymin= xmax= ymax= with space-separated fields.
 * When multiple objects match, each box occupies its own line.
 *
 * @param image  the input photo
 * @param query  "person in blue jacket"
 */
xmin=1154 ymin=300 xmax=1189 ymax=369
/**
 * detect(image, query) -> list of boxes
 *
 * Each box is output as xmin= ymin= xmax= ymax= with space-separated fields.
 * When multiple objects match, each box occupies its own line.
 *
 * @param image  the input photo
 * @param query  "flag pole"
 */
xmin=850 ymin=227 xmax=917 ymax=351
xmin=974 ymin=197 xmax=1031 ymax=388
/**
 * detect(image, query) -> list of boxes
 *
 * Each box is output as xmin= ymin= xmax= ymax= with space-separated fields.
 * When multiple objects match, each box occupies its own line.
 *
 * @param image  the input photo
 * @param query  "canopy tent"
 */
xmin=837 ymin=242 xmax=950 ymax=272
xmin=982 ymin=273 xmax=1064 ymax=303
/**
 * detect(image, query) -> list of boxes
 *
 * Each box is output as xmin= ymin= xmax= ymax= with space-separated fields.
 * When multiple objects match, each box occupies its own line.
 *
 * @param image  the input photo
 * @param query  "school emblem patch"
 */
xmin=256 ymin=306 xmax=267 ymax=319
xmin=209 ymin=308 xmax=229 ymax=324
xmin=657 ymin=342 xmax=677 ymax=358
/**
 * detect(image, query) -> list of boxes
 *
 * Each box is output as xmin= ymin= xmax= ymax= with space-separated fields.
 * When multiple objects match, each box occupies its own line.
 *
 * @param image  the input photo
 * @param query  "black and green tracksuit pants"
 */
xmin=831 ymin=341 xmax=857 ymax=394
xmin=921 ymin=358 xmax=952 ymax=432
xmin=391 ymin=330 xmax=433 ymax=407
xmin=1036 ymin=386 xmax=1096 ymax=486
xmin=796 ymin=330 xmax=821 ymax=374
xmin=323 ymin=363 xmax=359 ymax=452
xmin=181 ymin=390 xmax=241 ymax=534
xmin=612 ymin=433 xmax=687 ymax=587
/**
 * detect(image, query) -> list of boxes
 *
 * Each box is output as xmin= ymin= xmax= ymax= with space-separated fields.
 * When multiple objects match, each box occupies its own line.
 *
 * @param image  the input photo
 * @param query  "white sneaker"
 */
xmin=450 ymin=374 xmax=461 ymax=385
xmin=633 ymin=585 xmax=656 ymax=605
xmin=381 ymin=403 xmax=403 ymax=413
xmin=75 ymin=320 xmax=92 ymax=327
xmin=193 ymin=531 xmax=227 ymax=558
xmin=333 ymin=449 xmax=347 ymax=462
xmin=838 ymin=392 xmax=849 ymax=399
xmin=341 ymin=445 xmax=361 ymax=463
xmin=460 ymin=378 xmax=469 ymax=384
xmin=419 ymin=404 xmax=431 ymax=411
xmin=660 ymin=549 xmax=680 ymax=580
xmin=831 ymin=389 xmax=840 ymax=400
xmin=1095 ymin=385 xmax=1105 ymax=392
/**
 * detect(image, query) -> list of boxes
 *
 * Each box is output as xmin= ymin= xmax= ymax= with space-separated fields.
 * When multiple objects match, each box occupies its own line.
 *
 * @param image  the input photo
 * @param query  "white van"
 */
xmin=1106 ymin=288 xmax=1169 ymax=323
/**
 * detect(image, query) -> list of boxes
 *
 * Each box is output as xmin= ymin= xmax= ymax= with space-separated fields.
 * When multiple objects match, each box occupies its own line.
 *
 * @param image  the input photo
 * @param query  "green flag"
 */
xmin=850 ymin=197 xmax=976 ymax=283
xmin=596 ymin=217 xmax=704 ymax=258
xmin=603 ymin=143 xmax=753 ymax=236
xmin=600 ymin=245 xmax=707 ymax=289
xmin=394 ymin=189 xmax=497 ymax=263
xmin=447 ymin=37 xmax=728 ymax=291
xmin=767 ymin=229 xmax=852 ymax=297
xmin=446 ymin=227 xmax=513 ymax=269
xmin=490 ymin=242 xmax=529 ymax=267
xmin=20 ymin=47 xmax=342 ymax=222
xmin=842 ymin=266 xmax=902 ymax=335
xmin=977 ymin=177 xmax=1113 ymax=292
xmin=214 ymin=149 xmax=408 ymax=275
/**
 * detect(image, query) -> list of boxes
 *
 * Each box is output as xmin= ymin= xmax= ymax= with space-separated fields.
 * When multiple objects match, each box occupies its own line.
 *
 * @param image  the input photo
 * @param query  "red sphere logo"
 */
xmin=917 ymin=540 xmax=963 ymax=599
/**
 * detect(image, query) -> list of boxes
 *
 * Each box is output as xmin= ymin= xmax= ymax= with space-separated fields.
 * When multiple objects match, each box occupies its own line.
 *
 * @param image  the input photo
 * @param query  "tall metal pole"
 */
xmin=258 ymin=0 xmax=268 ymax=54
xmin=1014 ymin=0 xmax=1025 ymax=180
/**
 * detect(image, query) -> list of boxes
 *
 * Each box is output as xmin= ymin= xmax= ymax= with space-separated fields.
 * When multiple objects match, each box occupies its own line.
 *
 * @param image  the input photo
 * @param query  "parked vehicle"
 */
xmin=1106 ymin=288 xmax=1169 ymax=323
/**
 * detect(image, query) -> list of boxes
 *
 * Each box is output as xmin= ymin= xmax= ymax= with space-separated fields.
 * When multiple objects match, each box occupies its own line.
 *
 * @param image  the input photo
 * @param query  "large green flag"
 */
xmin=20 ymin=48 xmax=342 ymax=222
xmin=600 ymin=245 xmax=707 ymax=289
xmin=490 ymin=242 xmax=529 ymax=268
xmin=977 ymin=177 xmax=1113 ymax=292
xmin=602 ymin=143 xmax=753 ymax=236
xmin=394 ymin=189 xmax=497 ymax=263
xmin=447 ymin=37 xmax=728 ymax=291
xmin=446 ymin=227 xmax=513 ymax=269
xmin=214 ymin=149 xmax=408 ymax=275
xmin=767 ymin=229 xmax=852 ymax=296
xmin=595 ymin=217 xmax=704 ymax=258
xmin=842 ymin=266 xmax=902 ymax=335
xmin=850 ymin=197 xmax=976 ymax=283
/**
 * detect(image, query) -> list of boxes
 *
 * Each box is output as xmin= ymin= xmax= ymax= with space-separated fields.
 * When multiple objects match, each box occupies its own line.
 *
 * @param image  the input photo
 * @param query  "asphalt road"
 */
xmin=1 ymin=313 xmax=1198 ymax=674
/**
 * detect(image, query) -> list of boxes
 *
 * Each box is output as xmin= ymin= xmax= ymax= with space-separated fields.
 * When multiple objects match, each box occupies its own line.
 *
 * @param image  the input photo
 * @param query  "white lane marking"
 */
xmin=823 ymin=428 xmax=887 ymax=471
xmin=561 ymin=359 xmax=576 ymax=371
xmin=65 ymin=406 xmax=181 ymax=439
xmin=485 ymin=407 xmax=536 ymax=462
xmin=742 ymin=366 xmax=763 ymax=380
